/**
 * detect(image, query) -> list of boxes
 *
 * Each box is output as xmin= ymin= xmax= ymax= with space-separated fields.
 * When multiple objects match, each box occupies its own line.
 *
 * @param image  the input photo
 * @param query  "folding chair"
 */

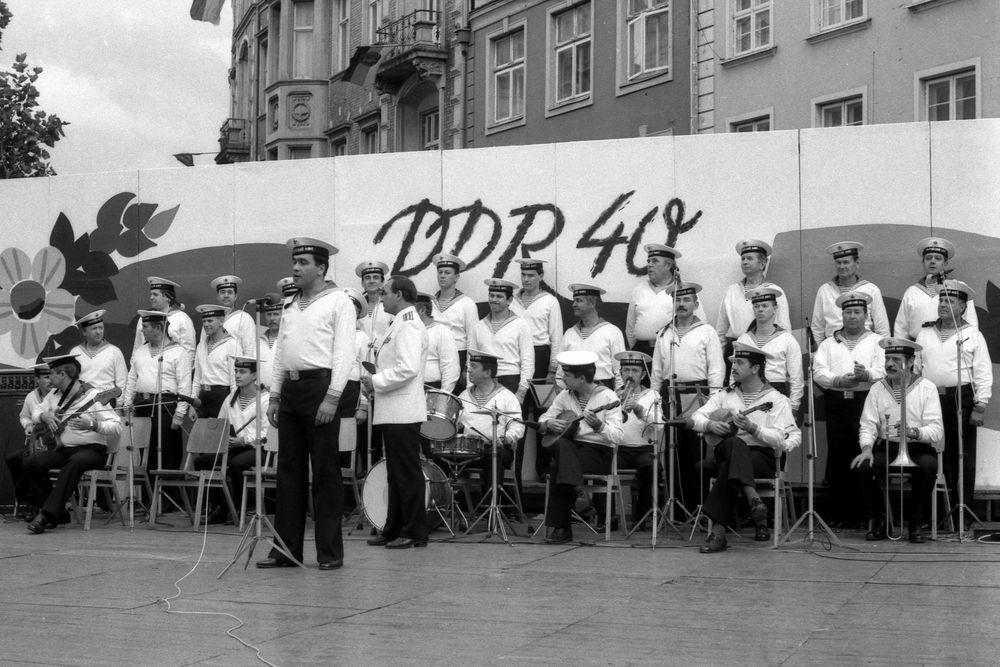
xmin=884 ymin=450 xmax=952 ymax=539
xmin=239 ymin=427 xmax=279 ymax=531
xmin=80 ymin=417 xmax=154 ymax=530
xmin=755 ymin=460 xmax=795 ymax=547
xmin=150 ymin=418 xmax=232 ymax=529
xmin=582 ymin=444 xmax=630 ymax=541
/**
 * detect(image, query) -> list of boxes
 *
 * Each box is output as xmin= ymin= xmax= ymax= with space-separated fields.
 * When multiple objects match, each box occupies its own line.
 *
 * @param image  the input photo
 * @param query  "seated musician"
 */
xmin=851 ymin=338 xmax=943 ymax=543
xmin=5 ymin=364 xmax=53 ymax=522
xmin=614 ymin=351 xmax=659 ymax=529
xmin=458 ymin=349 xmax=524 ymax=500
xmin=23 ymin=354 xmax=122 ymax=534
xmin=537 ymin=351 xmax=624 ymax=545
xmin=687 ymin=343 xmax=800 ymax=553
xmin=193 ymin=356 xmax=270 ymax=524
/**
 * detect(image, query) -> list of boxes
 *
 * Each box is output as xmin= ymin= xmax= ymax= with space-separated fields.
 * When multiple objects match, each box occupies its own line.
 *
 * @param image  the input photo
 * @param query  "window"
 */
xmin=820 ymin=97 xmax=863 ymax=127
xmin=732 ymin=0 xmax=771 ymax=56
xmin=336 ymin=0 xmax=351 ymax=72
xmin=292 ymin=2 xmax=314 ymax=79
xmin=626 ymin=0 xmax=670 ymax=80
xmin=732 ymin=116 xmax=770 ymax=132
xmin=553 ymin=3 xmax=592 ymax=104
xmin=289 ymin=146 xmax=312 ymax=160
xmin=925 ymin=70 xmax=977 ymax=121
xmin=368 ymin=0 xmax=383 ymax=43
xmin=491 ymin=29 xmax=525 ymax=124
xmin=332 ymin=138 xmax=347 ymax=156
xmin=421 ymin=110 xmax=440 ymax=150
xmin=362 ymin=125 xmax=379 ymax=153
xmin=817 ymin=0 xmax=864 ymax=31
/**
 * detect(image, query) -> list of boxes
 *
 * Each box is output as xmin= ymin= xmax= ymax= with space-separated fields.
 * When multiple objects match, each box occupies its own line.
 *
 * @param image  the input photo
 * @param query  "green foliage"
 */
xmin=0 ymin=0 xmax=68 ymax=178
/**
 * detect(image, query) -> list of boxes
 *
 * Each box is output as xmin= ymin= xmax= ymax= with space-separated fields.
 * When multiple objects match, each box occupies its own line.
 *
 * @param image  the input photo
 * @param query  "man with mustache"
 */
xmin=810 ymin=242 xmax=890 ymax=346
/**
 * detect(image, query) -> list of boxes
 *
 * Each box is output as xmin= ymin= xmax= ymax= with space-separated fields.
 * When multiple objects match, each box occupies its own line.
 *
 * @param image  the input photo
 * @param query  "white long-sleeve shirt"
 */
xmin=33 ymin=383 xmax=122 ymax=448
xmin=619 ymin=387 xmax=662 ymax=448
xmin=371 ymin=306 xmax=428 ymax=425
xmin=813 ymin=330 xmax=886 ymax=393
xmin=736 ymin=328 xmax=804 ymax=410
xmin=359 ymin=297 xmax=391 ymax=339
xmin=894 ymin=280 xmax=979 ymax=340
xmin=20 ymin=388 xmax=49 ymax=433
xmin=468 ymin=316 xmax=534 ymax=391
xmin=432 ymin=293 xmax=479 ymax=351
xmin=123 ymin=342 xmax=193 ymax=418
xmin=915 ymin=323 xmax=992 ymax=403
xmin=557 ymin=321 xmax=626 ymax=389
xmin=858 ymin=377 xmax=944 ymax=451
xmin=458 ymin=383 xmax=525 ymax=445
xmin=811 ymin=278 xmax=889 ymax=344
xmin=651 ymin=319 xmax=726 ymax=395
xmin=716 ymin=281 xmax=791 ymax=340
xmin=511 ymin=290 xmax=563 ymax=371
xmin=691 ymin=385 xmax=801 ymax=454
xmin=626 ymin=280 xmax=708 ymax=346
xmin=133 ymin=309 xmax=196 ymax=369
xmin=539 ymin=384 xmax=624 ymax=447
xmin=221 ymin=389 xmax=270 ymax=447
xmin=224 ymin=309 xmax=258 ymax=358
xmin=193 ymin=334 xmax=239 ymax=390
xmin=72 ymin=343 xmax=128 ymax=394
xmin=269 ymin=287 xmax=357 ymax=400
xmin=424 ymin=321 xmax=460 ymax=394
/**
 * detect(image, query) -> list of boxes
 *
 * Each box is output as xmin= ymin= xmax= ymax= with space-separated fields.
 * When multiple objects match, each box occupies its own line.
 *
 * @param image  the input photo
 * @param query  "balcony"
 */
xmin=372 ymin=10 xmax=447 ymax=94
xmin=216 ymin=118 xmax=250 ymax=163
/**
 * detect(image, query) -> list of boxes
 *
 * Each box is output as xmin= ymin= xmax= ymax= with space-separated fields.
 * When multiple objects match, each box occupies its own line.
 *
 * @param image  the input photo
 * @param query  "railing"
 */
xmin=375 ymin=9 xmax=441 ymax=47
xmin=219 ymin=118 xmax=250 ymax=152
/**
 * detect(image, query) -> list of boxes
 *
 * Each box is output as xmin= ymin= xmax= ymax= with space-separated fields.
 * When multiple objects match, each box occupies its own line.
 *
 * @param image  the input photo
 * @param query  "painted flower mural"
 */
xmin=0 ymin=246 xmax=76 ymax=358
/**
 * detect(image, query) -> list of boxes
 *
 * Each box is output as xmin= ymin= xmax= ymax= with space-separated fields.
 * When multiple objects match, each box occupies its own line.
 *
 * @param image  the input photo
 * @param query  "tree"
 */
xmin=0 ymin=0 xmax=68 ymax=178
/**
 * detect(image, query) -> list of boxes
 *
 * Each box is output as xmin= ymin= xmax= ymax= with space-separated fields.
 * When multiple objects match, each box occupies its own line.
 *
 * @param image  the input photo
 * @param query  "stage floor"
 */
xmin=2 ymin=513 xmax=1000 ymax=666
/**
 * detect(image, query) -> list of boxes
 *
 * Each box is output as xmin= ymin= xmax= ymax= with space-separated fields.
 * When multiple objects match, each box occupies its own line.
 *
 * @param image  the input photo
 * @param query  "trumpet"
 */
xmin=618 ymin=379 xmax=638 ymax=421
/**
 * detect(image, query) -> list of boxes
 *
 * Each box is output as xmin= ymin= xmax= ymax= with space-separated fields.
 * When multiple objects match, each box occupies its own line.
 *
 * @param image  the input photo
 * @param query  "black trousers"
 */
xmin=544 ymin=439 xmax=613 ymax=530
xmin=454 ymin=350 xmax=468 ymax=396
xmin=823 ymin=389 xmax=868 ymax=524
xmin=474 ymin=444 xmax=514 ymax=495
xmin=22 ymin=444 xmax=106 ymax=519
xmin=196 ymin=387 xmax=229 ymax=419
xmin=855 ymin=440 xmax=936 ymax=528
xmin=269 ymin=377 xmax=344 ymax=564
xmin=941 ymin=385 xmax=977 ymax=500
xmin=133 ymin=398 xmax=184 ymax=503
xmin=631 ymin=340 xmax=655 ymax=357
xmin=700 ymin=437 xmax=776 ymax=528
xmin=618 ymin=445 xmax=654 ymax=522
xmin=5 ymin=449 xmax=36 ymax=507
xmin=659 ymin=383 xmax=708 ymax=512
xmin=379 ymin=422 xmax=429 ymax=542
xmin=527 ymin=345 xmax=552 ymax=481
xmin=192 ymin=444 xmax=254 ymax=516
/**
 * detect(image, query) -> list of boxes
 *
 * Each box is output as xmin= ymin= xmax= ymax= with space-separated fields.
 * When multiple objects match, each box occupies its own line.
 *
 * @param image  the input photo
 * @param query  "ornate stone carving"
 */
xmin=288 ymin=93 xmax=312 ymax=128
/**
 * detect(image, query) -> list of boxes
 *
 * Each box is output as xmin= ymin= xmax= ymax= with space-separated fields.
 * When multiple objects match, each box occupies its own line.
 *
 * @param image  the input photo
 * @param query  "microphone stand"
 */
xmin=463 ymin=397 xmax=517 ymax=545
xmin=779 ymin=318 xmax=847 ymax=548
xmin=947 ymin=305 xmax=981 ymax=541
xmin=220 ymin=300 xmax=300 ymax=577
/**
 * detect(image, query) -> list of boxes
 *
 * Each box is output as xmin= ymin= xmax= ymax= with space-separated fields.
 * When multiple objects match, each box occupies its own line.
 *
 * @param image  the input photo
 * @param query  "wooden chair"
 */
xmin=150 ymin=418 xmax=232 ymax=529
xmin=78 ymin=416 xmax=154 ymax=530
xmin=883 ymin=450 xmax=952 ymax=539
xmin=238 ymin=427 xmax=279 ymax=531
xmin=339 ymin=417 xmax=366 ymax=528
xmin=755 ymin=461 xmax=795 ymax=547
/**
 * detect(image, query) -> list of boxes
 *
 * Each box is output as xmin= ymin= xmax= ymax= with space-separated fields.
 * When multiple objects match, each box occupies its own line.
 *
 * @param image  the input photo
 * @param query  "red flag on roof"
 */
xmin=190 ymin=0 xmax=225 ymax=25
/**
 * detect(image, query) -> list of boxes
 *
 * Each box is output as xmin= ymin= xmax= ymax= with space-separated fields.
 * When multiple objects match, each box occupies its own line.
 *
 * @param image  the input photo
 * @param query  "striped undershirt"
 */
xmin=237 ymin=393 xmax=255 ymax=410
xmin=436 ymin=291 xmax=463 ymax=310
xmin=740 ymin=388 xmax=765 ymax=408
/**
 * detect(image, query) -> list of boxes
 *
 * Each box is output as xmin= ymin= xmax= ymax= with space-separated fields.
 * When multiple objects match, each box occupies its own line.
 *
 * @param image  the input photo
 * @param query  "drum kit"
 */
xmin=359 ymin=387 xmax=519 ymax=540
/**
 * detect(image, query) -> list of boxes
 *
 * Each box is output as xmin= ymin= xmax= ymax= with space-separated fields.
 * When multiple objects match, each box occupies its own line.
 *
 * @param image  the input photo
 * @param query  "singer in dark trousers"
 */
xmin=257 ymin=237 xmax=357 ymax=571
xmin=362 ymin=276 xmax=430 ymax=549
xmin=893 ymin=237 xmax=978 ymax=340
xmin=625 ymin=244 xmax=706 ymax=357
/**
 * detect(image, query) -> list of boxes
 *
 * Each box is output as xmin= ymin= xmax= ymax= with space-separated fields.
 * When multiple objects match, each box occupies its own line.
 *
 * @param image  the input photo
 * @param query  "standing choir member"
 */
xmin=510 ymin=258 xmax=562 ymax=382
xmin=192 ymin=304 xmax=239 ymax=418
xmin=257 ymin=237 xmax=356 ymax=571
xmin=468 ymin=279 xmax=533 ymax=403
xmin=810 ymin=242 xmax=890 ymax=345
xmin=431 ymin=254 xmax=479 ymax=395
xmin=716 ymin=240 xmax=791 ymax=362
xmin=363 ymin=276 xmax=430 ymax=550
xmin=736 ymin=288 xmax=803 ymax=415
xmin=625 ymin=244 xmax=705 ymax=357
xmin=132 ymin=276 xmax=196 ymax=369
xmin=71 ymin=310 xmax=127 ymax=403
xmin=894 ymin=237 xmax=978 ymax=340
xmin=211 ymin=275 xmax=257 ymax=357
xmin=559 ymin=284 xmax=626 ymax=391
xmin=356 ymin=260 xmax=392 ymax=339
xmin=416 ymin=291 xmax=460 ymax=394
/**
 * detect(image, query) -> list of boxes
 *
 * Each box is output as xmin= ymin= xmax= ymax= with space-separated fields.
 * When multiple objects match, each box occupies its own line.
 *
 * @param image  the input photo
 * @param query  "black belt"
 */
xmin=285 ymin=369 xmax=331 ymax=381
xmin=200 ymin=384 xmax=229 ymax=392
xmin=137 ymin=392 xmax=177 ymax=401
xmin=938 ymin=383 xmax=971 ymax=395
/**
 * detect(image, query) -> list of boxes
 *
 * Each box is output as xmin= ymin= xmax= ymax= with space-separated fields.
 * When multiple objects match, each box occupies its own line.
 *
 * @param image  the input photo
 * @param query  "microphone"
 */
xmin=245 ymin=296 xmax=273 ymax=305
xmin=934 ymin=268 xmax=955 ymax=284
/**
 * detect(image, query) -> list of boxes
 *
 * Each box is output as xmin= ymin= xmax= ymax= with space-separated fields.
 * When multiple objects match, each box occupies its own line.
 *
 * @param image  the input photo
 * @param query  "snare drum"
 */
xmin=362 ymin=460 xmax=453 ymax=531
xmin=430 ymin=435 xmax=485 ymax=460
xmin=422 ymin=390 xmax=462 ymax=441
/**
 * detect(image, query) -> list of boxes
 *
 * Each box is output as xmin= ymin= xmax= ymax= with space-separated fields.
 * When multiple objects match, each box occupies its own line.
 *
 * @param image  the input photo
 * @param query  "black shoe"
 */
xmin=21 ymin=506 xmax=39 ymax=523
xmin=366 ymin=534 xmax=389 ymax=546
xmin=385 ymin=537 xmax=427 ymax=549
xmin=866 ymin=518 xmax=887 ymax=541
xmin=700 ymin=533 xmax=728 ymax=553
xmin=318 ymin=559 xmax=344 ymax=571
xmin=544 ymin=527 xmax=573 ymax=545
xmin=27 ymin=514 xmax=56 ymax=535
xmin=255 ymin=557 xmax=295 ymax=568
xmin=754 ymin=524 xmax=771 ymax=542
xmin=749 ymin=498 xmax=768 ymax=526
xmin=908 ymin=529 xmax=926 ymax=544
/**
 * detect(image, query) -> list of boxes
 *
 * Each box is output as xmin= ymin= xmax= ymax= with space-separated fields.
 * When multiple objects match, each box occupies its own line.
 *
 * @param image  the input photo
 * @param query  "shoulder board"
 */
xmin=402 ymin=312 xmax=414 ymax=321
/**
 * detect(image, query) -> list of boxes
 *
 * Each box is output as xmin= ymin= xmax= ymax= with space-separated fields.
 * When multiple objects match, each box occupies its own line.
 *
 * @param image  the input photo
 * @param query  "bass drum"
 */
xmin=362 ymin=460 xmax=453 ymax=531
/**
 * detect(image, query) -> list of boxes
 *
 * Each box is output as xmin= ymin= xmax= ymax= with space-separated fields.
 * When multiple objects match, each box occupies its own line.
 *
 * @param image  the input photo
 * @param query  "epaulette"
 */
xmin=402 ymin=311 xmax=414 ymax=321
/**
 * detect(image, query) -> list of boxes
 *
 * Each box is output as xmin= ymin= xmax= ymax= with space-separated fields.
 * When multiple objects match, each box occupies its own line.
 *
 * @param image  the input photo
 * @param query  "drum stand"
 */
xmin=464 ymin=407 xmax=516 ymax=545
xmin=438 ymin=456 xmax=474 ymax=533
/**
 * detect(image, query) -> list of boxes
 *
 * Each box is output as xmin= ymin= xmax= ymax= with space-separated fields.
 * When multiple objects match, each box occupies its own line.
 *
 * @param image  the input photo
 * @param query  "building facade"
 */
xmin=701 ymin=0 xmax=999 ymax=133
xmin=216 ymin=0 xmax=999 ymax=162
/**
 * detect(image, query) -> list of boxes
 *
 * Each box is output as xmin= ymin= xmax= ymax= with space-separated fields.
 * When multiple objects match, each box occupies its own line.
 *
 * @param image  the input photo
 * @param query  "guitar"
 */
xmin=703 ymin=401 xmax=773 ymax=447
xmin=28 ymin=387 xmax=119 ymax=452
xmin=525 ymin=401 xmax=621 ymax=448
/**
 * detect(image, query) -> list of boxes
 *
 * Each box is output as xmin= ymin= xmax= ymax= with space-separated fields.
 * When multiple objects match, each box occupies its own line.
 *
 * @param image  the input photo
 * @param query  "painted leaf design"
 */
xmin=89 ymin=192 xmax=136 ymax=253
xmin=144 ymin=204 xmax=179 ymax=240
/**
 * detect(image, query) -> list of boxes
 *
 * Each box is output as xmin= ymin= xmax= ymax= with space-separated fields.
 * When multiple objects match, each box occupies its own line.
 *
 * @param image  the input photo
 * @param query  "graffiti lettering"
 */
xmin=374 ymin=193 xmax=702 ymax=279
